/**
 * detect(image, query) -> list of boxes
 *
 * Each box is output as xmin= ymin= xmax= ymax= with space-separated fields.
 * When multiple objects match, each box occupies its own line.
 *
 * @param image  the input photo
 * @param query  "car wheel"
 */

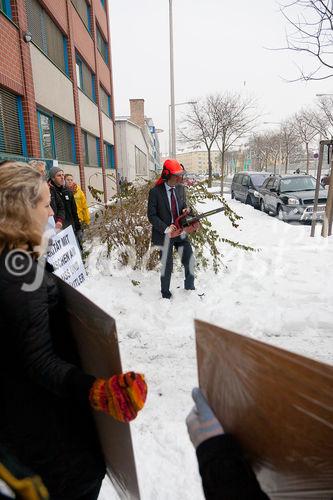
xmin=260 ymin=199 xmax=267 ymax=213
xmin=245 ymin=195 xmax=252 ymax=206
xmin=277 ymin=205 xmax=285 ymax=221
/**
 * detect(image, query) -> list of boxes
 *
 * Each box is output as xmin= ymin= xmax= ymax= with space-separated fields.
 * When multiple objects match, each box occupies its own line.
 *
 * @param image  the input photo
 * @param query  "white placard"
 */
xmin=47 ymin=225 xmax=86 ymax=288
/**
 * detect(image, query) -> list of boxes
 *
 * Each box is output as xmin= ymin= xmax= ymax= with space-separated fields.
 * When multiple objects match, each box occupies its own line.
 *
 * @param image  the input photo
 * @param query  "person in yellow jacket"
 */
xmin=64 ymin=174 xmax=90 ymax=225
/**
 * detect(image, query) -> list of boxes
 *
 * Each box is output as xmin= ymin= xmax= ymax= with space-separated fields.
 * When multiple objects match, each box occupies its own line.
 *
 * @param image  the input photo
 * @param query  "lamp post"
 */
xmin=169 ymin=0 xmax=176 ymax=158
xmin=168 ymin=101 xmax=197 ymax=157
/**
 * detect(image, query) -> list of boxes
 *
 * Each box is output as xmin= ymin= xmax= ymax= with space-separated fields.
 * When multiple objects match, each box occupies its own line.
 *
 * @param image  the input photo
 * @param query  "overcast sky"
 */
xmin=109 ymin=0 xmax=331 ymax=154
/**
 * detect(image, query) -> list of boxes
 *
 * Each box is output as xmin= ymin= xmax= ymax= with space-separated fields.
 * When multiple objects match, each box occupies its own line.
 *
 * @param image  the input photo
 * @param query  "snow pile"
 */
xmin=82 ymin=196 xmax=333 ymax=499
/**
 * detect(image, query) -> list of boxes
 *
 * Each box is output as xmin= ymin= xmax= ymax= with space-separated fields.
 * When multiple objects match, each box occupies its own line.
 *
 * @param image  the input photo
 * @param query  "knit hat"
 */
xmin=48 ymin=166 xmax=64 ymax=180
xmin=89 ymin=372 xmax=147 ymax=423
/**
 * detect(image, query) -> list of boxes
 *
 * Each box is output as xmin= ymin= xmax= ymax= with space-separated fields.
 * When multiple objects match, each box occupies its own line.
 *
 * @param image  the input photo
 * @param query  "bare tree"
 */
xmin=292 ymin=110 xmax=318 ymax=172
xmin=247 ymin=132 xmax=272 ymax=171
xmin=214 ymin=93 xmax=259 ymax=194
xmin=179 ymin=96 xmax=221 ymax=187
xmin=280 ymin=120 xmax=300 ymax=173
xmin=313 ymin=96 xmax=333 ymax=138
xmin=280 ymin=0 xmax=333 ymax=81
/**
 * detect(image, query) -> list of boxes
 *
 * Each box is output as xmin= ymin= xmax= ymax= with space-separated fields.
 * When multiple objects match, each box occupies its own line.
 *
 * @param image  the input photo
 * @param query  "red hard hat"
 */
xmin=163 ymin=159 xmax=184 ymax=175
xmin=156 ymin=159 xmax=185 ymax=185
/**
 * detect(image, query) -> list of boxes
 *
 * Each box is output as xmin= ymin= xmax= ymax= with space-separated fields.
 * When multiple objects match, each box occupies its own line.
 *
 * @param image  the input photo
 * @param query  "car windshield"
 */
xmin=280 ymin=176 xmax=317 ymax=192
xmin=250 ymin=174 xmax=269 ymax=187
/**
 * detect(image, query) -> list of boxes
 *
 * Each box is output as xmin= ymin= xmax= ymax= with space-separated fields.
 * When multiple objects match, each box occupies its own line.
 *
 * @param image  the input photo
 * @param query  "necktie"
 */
xmin=170 ymin=188 xmax=178 ymax=223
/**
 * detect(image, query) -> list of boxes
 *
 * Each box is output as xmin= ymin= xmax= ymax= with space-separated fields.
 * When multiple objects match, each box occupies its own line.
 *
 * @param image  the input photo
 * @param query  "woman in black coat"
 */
xmin=0 ymin=163 xmax=147 ymax=500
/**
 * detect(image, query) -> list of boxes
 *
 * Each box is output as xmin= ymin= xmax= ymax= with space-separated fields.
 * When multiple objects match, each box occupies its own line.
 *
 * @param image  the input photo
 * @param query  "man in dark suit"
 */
xmin=148 ymin=159 xmax=195 ymax=299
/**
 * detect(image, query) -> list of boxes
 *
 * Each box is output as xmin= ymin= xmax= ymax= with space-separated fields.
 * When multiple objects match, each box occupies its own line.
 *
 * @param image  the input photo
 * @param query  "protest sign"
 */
xmin=195 ymin=319 xmax=333 ymax=499
xmin=47 ymin=226 xmax=86 ymax=288
xmin=56 ymin=276 xmax=141 ymax=499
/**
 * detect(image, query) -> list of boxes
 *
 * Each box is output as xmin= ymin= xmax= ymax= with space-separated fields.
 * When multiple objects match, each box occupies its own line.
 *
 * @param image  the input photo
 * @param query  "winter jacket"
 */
xmin=49 ymin=184 xmax=65 ymax=226
xmin=147 ymin=183 xmax=187 ymax=246
xmin=50 ymin=181 xmax=81 ymax=233
xmin=197 ymin=435 xmax=269 ymax=499
xmin=73 ymin=184 xmax=90 ymax=225
xmin=0 ymin=249 xmax=105 ymax=499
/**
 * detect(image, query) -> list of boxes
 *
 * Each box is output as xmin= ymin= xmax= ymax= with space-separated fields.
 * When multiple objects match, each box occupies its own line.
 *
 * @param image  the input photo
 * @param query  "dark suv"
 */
xmin=258 ymin=174 xmax=327 ymax=222
xmin=231 ymin=172 xmax=270 ymax=208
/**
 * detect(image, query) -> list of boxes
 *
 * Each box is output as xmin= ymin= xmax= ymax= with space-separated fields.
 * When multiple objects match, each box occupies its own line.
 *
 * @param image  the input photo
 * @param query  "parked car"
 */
xmin=258 ymin=174 xmax=328 ymax=222
xmin=231 ymin=171 xmax=270 ymax=208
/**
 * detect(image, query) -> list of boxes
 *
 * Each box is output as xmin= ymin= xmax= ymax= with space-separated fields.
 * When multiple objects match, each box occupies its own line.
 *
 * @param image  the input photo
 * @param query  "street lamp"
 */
xmin=168 ymin=101 xmax=197 ymax=157
xmin=169 ymin=0 xmax=176 ymax=158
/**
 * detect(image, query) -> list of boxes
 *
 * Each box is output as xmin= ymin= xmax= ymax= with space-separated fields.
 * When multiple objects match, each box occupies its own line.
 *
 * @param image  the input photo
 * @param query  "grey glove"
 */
xmin=186 ymin=387 xmax=224 ymax=449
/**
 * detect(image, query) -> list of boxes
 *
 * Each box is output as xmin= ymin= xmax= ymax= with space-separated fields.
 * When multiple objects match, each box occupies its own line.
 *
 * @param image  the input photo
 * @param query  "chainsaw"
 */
xmin=170 ymin=206 xmax=225 ymax=238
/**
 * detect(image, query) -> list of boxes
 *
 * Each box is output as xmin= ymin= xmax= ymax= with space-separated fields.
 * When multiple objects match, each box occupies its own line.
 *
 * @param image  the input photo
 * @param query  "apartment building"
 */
xmin=115 ymin=99 xmax=162 ymax=183
xmin=0 ymin=0 xmax=116 ymax=202
xmin=162 ymin=150 xmax=221 ymax=175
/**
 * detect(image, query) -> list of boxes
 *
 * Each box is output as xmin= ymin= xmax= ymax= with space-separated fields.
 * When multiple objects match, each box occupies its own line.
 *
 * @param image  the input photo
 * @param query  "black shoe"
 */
xmin=184 ymin=286 xmax=196 ymax=291
xmin=162 ymin=291 xmax=172 ymax=299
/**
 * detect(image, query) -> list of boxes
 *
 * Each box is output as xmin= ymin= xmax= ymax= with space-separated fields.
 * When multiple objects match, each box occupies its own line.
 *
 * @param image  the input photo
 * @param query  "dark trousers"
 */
xmin=159 ymin=237 xmax=195 ymax=295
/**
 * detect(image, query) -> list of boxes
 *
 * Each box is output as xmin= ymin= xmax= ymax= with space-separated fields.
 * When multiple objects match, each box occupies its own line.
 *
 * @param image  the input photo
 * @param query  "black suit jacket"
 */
xmin=147 ymin=183 xmax=187 ymax=245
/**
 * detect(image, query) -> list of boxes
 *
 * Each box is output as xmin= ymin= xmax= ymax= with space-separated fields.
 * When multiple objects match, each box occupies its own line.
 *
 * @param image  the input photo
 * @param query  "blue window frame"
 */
xmin=38 ymin=110 xmax=76 ymax=162
xmin=76 ymin=53 xmax=96 ymax=102
xmin=96 ymin=26 xmax=108 ymax=65
xmin=17 ymin=97 xmax=28 ymax=156
xmin=63 ymin=38 xmax=69 ymax=76
xmin=0 ymin=0 xmax=12 ymax=18
xmin=0 ymin=88 xmax=27 ymax=156
xmin=26 ymin=0 xmax=69 ymax=76
xmin=100 ymin=85 xmax=111 ymax=117
xmin=37 ymin=111 xmax=55 ymax=159
xmin=104 ymin=142 xmax=115 ymax=169
xmin=81 ymin=130 xmax=100 ymax=167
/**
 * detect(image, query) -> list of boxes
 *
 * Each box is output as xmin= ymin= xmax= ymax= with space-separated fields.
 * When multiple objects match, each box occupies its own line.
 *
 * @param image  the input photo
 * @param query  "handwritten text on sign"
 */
xmin=47 ymin=226 xmax=86 ymax=288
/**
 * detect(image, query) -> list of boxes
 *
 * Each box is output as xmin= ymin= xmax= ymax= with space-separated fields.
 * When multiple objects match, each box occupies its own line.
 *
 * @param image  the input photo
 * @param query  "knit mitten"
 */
xmin=89 ymin=372 xmax=147 ymax=423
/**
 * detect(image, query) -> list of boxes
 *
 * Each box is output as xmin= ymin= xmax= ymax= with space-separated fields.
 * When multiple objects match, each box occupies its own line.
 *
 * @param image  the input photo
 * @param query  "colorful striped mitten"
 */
xmin=89 ymin=372 xmax=147 ymax=423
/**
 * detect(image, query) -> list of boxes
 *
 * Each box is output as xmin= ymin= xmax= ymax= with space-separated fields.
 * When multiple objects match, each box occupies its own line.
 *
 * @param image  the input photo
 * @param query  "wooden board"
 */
xmin=195 ymin=319 xmax=333 ymax=499
xmin=56 ymin=277 xmax=140 ymax=500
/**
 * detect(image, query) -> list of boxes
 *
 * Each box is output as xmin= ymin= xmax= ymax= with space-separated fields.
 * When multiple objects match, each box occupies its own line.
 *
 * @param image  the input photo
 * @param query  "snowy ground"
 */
xmin=81 ymin=194 xmax=333 ymax=500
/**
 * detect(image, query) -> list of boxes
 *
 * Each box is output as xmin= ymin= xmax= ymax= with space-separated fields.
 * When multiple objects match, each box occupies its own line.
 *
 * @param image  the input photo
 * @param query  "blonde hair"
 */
xmin=29 ymin=159 xmax=46 ymax=170
xmin=0 ymin=162 xmax=45 ymax=253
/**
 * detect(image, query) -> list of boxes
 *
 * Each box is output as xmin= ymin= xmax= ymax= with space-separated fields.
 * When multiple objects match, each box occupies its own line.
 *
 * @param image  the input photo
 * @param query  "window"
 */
xmin=242 ymin=175 xmax=249 ymax=186
xmin=71 ymin=0 xmax=91 ymax=32
xmin=135 ymin=146 xmax=147 ymax=175
xmin=0 ymin=0 xmax=12 ymax=18
xmin=96 ymin=26 xmax=108 ymax=64
xmin=104 ymin=142 xmax=115 ymax=169
xmin=26 ymin=0 xmax=68 ymax=75
xmin=0 ymin=88 xmax=26 ymax=156
xmin=76 ymin=55 xmax=96 ymax=102
xmin=38 ymin=112 xmax=55 ymax=158
xmin=38 ymin=110 xmax=75 ymax=162
xmin=54 ymin=116 xmax=76 ymax=163
xmin=265 ymin=178 xmax=275 ymax=190
xmin=82 ymin=130 xmax=100 ymax=167
xmin=100 ymin=86 xmax=111 ymax=117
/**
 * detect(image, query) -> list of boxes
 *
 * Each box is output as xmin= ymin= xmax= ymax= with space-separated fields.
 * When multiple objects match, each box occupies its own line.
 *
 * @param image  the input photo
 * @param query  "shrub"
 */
xmin=85 ymin=180 xmax=255 ymax=274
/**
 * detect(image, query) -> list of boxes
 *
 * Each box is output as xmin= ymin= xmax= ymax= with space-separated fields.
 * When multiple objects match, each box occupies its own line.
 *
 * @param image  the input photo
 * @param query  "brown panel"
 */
xmin=97 ymin=51 xmax=111 ymax=94
xmin=0 ymin=17 xmax=24 ymax=92
xmin=56 ymin=276 xmax=141 ymax=500
xmin=195 ymin=319 xmax=333 ymax=499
